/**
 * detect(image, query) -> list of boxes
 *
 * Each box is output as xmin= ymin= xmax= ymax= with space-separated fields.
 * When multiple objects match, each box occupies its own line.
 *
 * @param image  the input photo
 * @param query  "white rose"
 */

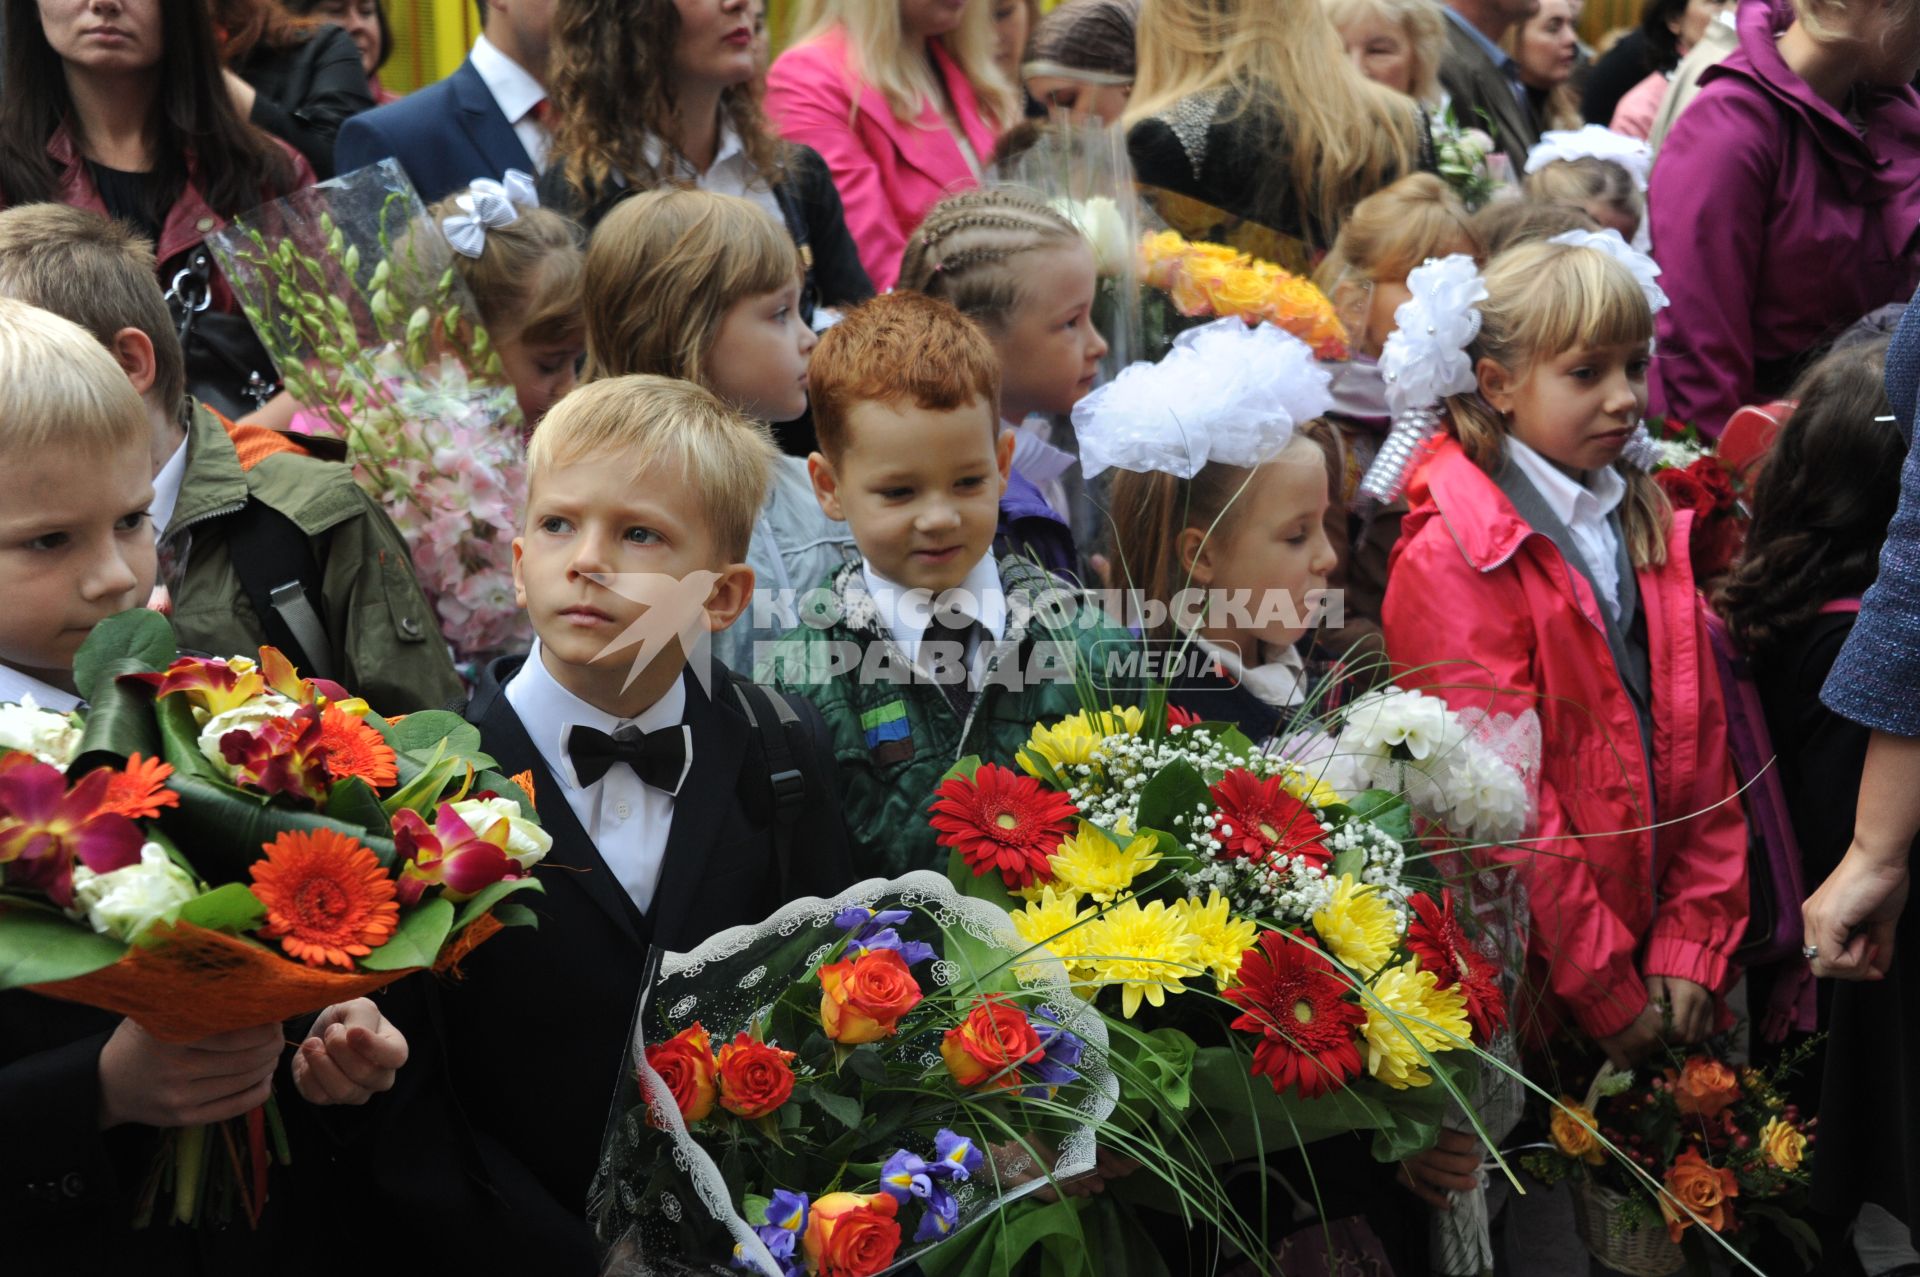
xmin=196 ymin=695 xmax=298 ymax=776
xmin=1052 ymin=196 xmax=1131 ymax=278
xmin=449 ymin=795 xmax=552 ymax=870
xmin=69 ymin=842 xmax=199 ymax=941
xmin=0 ymin=696 xmax=83 ymax=769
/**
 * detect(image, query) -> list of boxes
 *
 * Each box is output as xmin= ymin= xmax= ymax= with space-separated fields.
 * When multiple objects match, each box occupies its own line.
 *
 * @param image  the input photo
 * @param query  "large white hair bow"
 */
xmin=443 ymin=169 xmax=540 ymax=259
xmin=1071 ymin=319 xmax=1334 ymax=479
xmin=1549 ymin=228 xmax=1668 ymax=315
xmin=1524 ymin=125 xmax=1653 ymax=191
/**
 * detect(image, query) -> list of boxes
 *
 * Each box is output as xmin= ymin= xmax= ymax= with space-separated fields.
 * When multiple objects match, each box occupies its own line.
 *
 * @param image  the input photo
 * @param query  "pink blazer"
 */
xmin=766 ymin=26 xmax=1001 ymax=291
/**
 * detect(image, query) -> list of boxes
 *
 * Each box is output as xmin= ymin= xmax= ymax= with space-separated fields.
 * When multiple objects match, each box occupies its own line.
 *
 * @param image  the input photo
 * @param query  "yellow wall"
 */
xmin=1581 ymin=0 xmax=1640 ymax=47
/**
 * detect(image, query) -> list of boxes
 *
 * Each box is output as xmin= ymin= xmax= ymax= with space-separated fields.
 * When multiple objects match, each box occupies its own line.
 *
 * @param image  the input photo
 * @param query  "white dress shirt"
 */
xmin=1506 ymin=438 xmax=1628 ymax=621
xmin=470 ymin=34 xmax=550 ymax=172
xmin=505 ymin=639 xmax=689 ymax=915
xmin=861 ymin=554 xmax=1008 ymax=688
xmin=1192 ymin=634 xmax=1309 ymax=708
xmin=150 ymin=438 xmax=188 ymax=537
xmin=641 ymin=124 xmax=785 ymax=227
xmin=0 ymin=665 xmax=81 ymax=712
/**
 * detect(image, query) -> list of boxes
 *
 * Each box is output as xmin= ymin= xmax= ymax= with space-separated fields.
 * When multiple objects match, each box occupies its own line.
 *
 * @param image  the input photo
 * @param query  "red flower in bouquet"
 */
xmin=928 ymin=763 xmax=1077 ymax=890
xmin=716 ymin=1032 xmax=797 ymax=1119
xmin=1404 ymin=890 xmax=1507 ymax=1042
xmin=316 ymin=707 xmax=398 ymax=788
xmin=1166 ymin=704 xmax=1203 ymax=730
xmin=1671 ymin=1056 xmax=1741 ymax=1120
xmin=803 ymin=1191 xmax=901 ymax=1277
xmin=1225 ymin=930 xmax=1365 ymax=1099
xmin=0 ymin=758 xmax=143 ymax=908
xmin=941 ymin=995 xmax=1046 ymax=1089
xmin=1209 ymin=769 xmax=1329 ymax=868
xmin=1659 ymin=1148 xmax=1739 ymax=1243
xmin=219 ymin=705 xmax=332 ymax=803
xmin=138 ymin=654 xmax=268 ymax=717
xmin=98 ymin=754 xmax=180 ymax=821
xmin=819 ymin=948 xmax=924 ymax=1044
xmin=249 ymin=828 xmax=400 ymax=969
xmin=644 ymin=1023 xmax=719 ymax=1124
xmin=391 ymin=803 xmax=522 ymax=904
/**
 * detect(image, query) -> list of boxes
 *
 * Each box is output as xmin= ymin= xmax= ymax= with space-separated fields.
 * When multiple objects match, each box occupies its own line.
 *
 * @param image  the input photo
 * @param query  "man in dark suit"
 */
xmin=337 ymin=376 xmax=853 ymax=1275
xmin=334 ymin=0 xmax=555 ymax=203
xmin=1438 ymin=0 xmax=1542 ymax=178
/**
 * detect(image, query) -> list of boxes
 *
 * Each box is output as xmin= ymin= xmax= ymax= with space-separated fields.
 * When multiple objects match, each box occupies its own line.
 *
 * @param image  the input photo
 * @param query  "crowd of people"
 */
xmin=3 ymin=0 xmax=1920 ymax=1273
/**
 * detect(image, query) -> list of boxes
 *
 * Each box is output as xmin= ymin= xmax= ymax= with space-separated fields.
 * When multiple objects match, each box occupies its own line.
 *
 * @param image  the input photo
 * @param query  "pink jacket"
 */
xmin=765 ymin=26 xmax=1001 ymax=291
xmin=1383 ymin=439 xmax=1749 ymax=1043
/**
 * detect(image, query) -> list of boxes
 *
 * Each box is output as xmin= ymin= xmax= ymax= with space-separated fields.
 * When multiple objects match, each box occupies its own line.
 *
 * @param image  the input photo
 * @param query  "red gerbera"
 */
xmin=928 ymin=763 xmax=1078 ymax=890
xmin=1208 ymin=769 xmax=1329 ymax=868
xmin=1166 ymin=704 xmax=1203 ymax=730
xmin=1224 ymin=931 xmax=1366 ymax=1099
xmin=99 ymin=753 xmax=180 ymax=820
xmin=1405 ymin=890 xmax=1508 ymax=1042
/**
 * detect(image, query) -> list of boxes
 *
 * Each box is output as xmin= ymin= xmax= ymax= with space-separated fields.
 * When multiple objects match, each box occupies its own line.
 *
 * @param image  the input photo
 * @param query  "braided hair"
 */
xmin=897 ymin=189 xmax=1085 ymax=333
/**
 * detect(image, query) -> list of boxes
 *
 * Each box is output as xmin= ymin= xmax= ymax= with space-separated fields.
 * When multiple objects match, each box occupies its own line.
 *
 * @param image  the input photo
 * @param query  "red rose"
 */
xmin=1654 ymin=466 xmax=1710 ymax=517
xmin=1690 ymin=457 xmax=1735 ymax=509
xmin=715 ymin=1032 xmax=797 ymax=1119
xmin=819 ymin=949 xmax=924 ymax=1044
xmin=643 ymin=1023 xmax=717 ymax=1123
xmin=803 ymin=1191 xmax=901 ymax=1277
xmin=941 ymin=996 xmax=1045 ymax=1089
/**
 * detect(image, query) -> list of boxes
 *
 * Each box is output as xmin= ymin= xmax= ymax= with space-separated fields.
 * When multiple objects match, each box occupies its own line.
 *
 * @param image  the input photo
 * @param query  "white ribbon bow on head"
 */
xmin=443 ymin=168 xmax=540 ymax=259
xmin=1549 ymin=228 xmax=1668 ymax=315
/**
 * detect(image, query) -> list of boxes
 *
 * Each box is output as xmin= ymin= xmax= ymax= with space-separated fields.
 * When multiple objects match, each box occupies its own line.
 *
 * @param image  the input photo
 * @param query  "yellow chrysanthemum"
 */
xmin=1278 ymin=765 xmax=1341 ymax=811
xmin=1362 ymin=962 xmax=1472 ymax=1090
xmin=1012 ymin=887 xmax=1098 ymax=979
xmin=1312 ymin=875 xmax=1401 ymax=978
xmin=1079 ymin=898 xmax=1203 ymax=1018
xmin=1048 ymin=822 xmax=1161 ymax=903
xmin=1019 ymin=705 xmax=1149 ymax=778
xmin=1176 ymin=891 xmax=1260 ymax=986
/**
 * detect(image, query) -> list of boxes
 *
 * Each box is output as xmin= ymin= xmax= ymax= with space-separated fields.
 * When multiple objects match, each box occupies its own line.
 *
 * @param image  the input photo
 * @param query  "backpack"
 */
xmin=1702 ymin=598 xmax=1860 ymax=1039
xmin=727 ymin=674 xmax=812 ymax=900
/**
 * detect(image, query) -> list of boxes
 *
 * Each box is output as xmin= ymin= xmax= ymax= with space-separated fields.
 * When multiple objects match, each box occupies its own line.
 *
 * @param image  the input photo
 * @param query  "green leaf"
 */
xmin=811 ymin=1087 xmax=863 ymax=1130
xmin=452 ymin=876 xmax=545 ymax=932
xmin=0 ymin=901 xmax=127 ymax=988
xmin=72 ymin=610 xmax=176 ymax=702
xmin=381 ymin=711 xmax=495 ymax=770
xmin=1134 ymin=759 xmax=1213 ymax=836
xmin=156 ymin=773 xmax=401 ymax=882
xmin=489 ymin=902 xmax=538 ymax=930
xmin=843 ymin=1046 xmax=890 ymax=1085
xmin=360 ymin=897 xmax=455 ymax=971
xmin=324 ymin=776 xmax=391 ymax=835
xmin=472 ymin=769 xmax=537 ymax=820
xmin=154 ymin=694 xmax=221 ymax=782
xmin=1343 ymin=789 xmax=1414 ymax=846
xmin=937 ymin=755 xmax=984 ymax=785
xmin=172 ymin=883 xmax=266 ymax=935
xmin=70 ymin=658 xmax=163 ymax=771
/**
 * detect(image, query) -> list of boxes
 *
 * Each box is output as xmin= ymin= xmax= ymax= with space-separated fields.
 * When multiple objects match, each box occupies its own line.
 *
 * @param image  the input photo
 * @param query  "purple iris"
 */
xmin=913 ymin=1182 xmax=961 ymax=1243
xmin=931 ymin=1129 xmax=984 ymax=1182
xmin=833 ymin=905 xmax=910 ymax=934
xmin=879 ymin=1148 xmax=934 ymax=1203
xmin=1023 ymin=1006 xmax=1085 ymax=1097
xmin=733 ymin=1189 xmax=808 ymax=1275
xmin=849 ymin=927 xmax=936 ymax=966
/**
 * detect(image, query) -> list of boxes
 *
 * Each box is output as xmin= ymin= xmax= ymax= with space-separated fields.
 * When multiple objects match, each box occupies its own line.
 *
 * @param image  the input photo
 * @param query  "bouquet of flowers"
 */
xmin=1645 ymin=420 xmax=1746 ymax=590
xmin=1433 ymin=107 xmax=1501 ymax=210
xmin=1528 ymin=1047 xmax=1817 ymax=1276
xmin=590 ymin=872 xmax=1118 ymax=1276
xmin=1136 ymin=230 xmax=1350 ymax=361
xmin=0 ymin=610 xmax=546 ymax=1227
xmin=208 ymin=159 xmax=530 ymax=667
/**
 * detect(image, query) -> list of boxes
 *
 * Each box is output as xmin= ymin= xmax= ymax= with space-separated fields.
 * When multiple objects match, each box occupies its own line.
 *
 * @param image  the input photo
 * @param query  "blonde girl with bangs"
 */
xmin=581 ymin=188 xmax=854 ymax=672
xmin=1383 ymin=239 xmax=1750 ymax=1079
xmin=767 ymin=0 xmax=1016 ymax=291
xmin=1123 ymin=0 xmax=1424 ymax=274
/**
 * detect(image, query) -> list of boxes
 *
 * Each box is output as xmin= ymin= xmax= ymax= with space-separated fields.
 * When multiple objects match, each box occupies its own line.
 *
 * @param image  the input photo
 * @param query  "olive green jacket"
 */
xmin=164 ymin=400 xmax=463 ymax=711
xmin=760 ymin=556 xmax=1138 ymax=879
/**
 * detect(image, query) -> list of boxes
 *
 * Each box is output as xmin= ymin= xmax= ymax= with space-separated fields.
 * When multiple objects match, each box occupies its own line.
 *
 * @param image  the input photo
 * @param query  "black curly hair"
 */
xmin=1716 ymin=336 xmax=1902 ymax=666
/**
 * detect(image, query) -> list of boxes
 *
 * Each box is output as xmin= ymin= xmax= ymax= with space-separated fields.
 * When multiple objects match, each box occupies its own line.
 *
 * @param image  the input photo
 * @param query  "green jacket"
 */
xmin=164 ymin=400 xmax=464 ymax=712
xmin=761 ymin=556 xmax=1138 ymax=879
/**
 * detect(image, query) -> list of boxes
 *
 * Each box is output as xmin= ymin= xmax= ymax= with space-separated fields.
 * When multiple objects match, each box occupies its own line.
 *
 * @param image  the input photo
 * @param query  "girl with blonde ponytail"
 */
xmin=1383 ymin=237 xmax=1750 ymax=1074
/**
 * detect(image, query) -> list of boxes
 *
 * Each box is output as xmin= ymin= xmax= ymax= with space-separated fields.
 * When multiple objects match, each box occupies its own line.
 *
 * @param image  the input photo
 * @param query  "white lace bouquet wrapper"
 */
xmin=1355 ymin=255 xmax=1487 ymax=509
xmin=591 ymin=871 xmax=1117 ymax=1277
xmin=1330 ymin=689 xmax=1539 ymax=844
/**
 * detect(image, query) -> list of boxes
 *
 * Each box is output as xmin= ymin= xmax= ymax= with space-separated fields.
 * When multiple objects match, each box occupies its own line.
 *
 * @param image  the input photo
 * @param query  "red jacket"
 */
xmin=1383 ymin=438 xmax=1748 ymax=1042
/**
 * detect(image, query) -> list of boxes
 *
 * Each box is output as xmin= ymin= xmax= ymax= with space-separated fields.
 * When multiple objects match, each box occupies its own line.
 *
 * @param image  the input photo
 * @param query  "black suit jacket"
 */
xmin=334 ymin=58 xmax=534 ymax=204
xmin=356 ymin=656 xmax=853 ymax=1274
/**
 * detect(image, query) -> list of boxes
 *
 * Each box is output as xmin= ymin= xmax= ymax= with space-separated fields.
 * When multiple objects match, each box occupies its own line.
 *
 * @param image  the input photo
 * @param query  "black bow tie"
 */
xmin=565 ymin=723 xmax=691 ymax=793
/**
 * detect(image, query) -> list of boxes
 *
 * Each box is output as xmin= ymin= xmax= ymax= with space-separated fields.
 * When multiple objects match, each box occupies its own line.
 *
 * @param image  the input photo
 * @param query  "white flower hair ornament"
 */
xmin=1550 ymin=228 xmax=1668 ymax=469
xmin=443 ymin=169 xmax=540 ymax=259
xmin=1071 ymin=318 xmax=1334 ymax=479
xmin=1524 ymin=125 xmax=1653 ymax=191
xmin=1352 ymin=254 xmax=1487 ymax=509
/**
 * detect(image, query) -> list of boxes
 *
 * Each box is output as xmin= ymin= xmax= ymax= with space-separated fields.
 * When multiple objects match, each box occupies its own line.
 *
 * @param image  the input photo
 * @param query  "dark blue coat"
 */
xmin=333 ymin=59 xmax=533 ymax=204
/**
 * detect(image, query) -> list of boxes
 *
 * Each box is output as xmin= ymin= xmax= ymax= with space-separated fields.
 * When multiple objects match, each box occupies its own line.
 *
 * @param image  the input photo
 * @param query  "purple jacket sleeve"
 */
xmin=1649 ymin=86 xmax=1777 ymax=435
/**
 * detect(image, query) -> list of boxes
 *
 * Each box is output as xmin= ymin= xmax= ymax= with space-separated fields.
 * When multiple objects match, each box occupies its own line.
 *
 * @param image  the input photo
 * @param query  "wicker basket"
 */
xmin=1570 ymin=1179 xmax=1686 ymax=1277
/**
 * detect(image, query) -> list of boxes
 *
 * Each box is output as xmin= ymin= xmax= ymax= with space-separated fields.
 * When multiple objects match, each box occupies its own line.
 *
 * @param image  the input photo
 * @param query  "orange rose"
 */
xmin=1139 ymin=230 xmax=1189 ymax=289
xmin=818 ymin=949 xmax=924 ymax=1044
xmin=1168 ymin=264 xmax=1215 ymax=317
xmin=802 ymin=1190 xmax=901 ymax=1277
xmin=1548 ymin=1099 xmax=1606 ymax=1166
xmin=715 ymin=1032 xmax=797 ymax=1119
xmin=941 ymin=996 xmax=1046 ymax=1089
xmin=1671 ymin=1056 xmax=1741 ymax=1120
xmin=643 ymin=1023 xmax=717 ymax=1124
xmin=1759 ymin=1116 xmax=1808 ymax=1173
xmin=1659 ymin=1148 xmax=1739 ymax=1243
xmin=1200 ymin=265 xmax=1272 ymax=319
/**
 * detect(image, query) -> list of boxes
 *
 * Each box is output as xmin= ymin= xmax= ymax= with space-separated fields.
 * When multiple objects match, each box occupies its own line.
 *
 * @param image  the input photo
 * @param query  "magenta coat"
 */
xmin=1384 ymin=439 xmax=1750 ymax=1043
xmin=1648 ymin=0 xmax=1920 ymax=435
xmin=766 ymin=25 xmax=1001 ymax=291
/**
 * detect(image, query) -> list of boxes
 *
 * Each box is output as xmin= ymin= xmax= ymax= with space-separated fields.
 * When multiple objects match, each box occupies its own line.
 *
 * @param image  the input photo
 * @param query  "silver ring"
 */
xmin=1802 ymin=944 xmax=1819 ymax=961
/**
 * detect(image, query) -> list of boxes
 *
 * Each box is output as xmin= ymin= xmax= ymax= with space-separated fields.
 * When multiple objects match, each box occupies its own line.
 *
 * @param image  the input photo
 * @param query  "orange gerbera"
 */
xmin=99 ymin=754 xmax=180 ymax=820
xmin=317 ymin=707 xmax=399 ymax=788
xmin=508 ymin=770 xmax=537 ymax=808
xmin=250 ymin=829 xmax=400 ymax=969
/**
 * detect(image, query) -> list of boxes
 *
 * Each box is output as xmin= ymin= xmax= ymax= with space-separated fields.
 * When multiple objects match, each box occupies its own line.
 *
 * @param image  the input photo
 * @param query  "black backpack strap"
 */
xmin=729 ymin=674 xmax=809 ymax=894
xmin=224 ymin=497 xmax=337 ymax=679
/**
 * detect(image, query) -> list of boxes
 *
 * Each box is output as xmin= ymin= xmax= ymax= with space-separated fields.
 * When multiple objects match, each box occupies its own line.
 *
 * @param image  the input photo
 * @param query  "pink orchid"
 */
xmin=134 ymin=655 xmax=267 ymax=717
xmin=391 ymin=802 xmax=520 ymax=904
xmin=219 ymin=704 xmax=332 ymax=804
xmin=0 ymin=759 xmax=143 ymax=908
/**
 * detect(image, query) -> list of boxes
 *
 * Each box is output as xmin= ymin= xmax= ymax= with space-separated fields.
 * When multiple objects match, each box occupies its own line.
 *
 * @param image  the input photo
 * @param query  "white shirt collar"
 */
xmin=150 ymin=437 xmax=189 ymax=537
xmin=1191 ymin=634 xmax=1308 ymax=708
xmin=469 ymin=34 xmax=546 ymax=128
xmin=505 ymin=637 xmax=689 ymax=793
xmin=0 ymin=664 xmax=81 ymax=712
xmin=860 ymin=553 xmax=1007 ymax=670
xmin=641 ymin=122 xmax=750 ymax=180
xmin=1505 ymin=438 xmax=1627 ymax=530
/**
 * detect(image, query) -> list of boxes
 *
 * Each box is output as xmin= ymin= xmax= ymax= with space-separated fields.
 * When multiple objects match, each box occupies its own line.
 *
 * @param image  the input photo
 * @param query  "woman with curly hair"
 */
xmin=541 ymin=0 xmax=872 ymax=319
